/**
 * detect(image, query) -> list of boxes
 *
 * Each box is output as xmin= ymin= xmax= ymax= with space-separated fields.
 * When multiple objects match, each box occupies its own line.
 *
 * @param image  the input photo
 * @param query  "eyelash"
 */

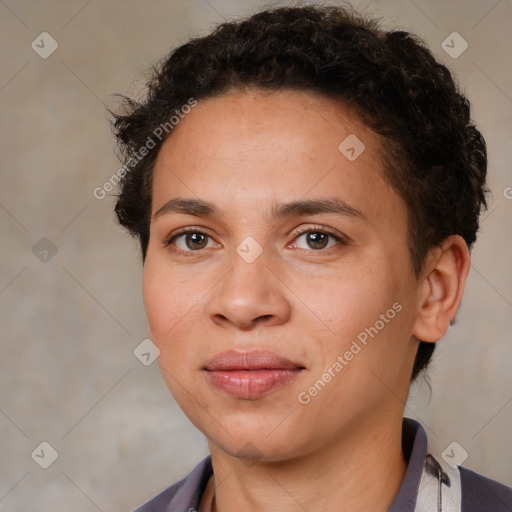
xmin=163 ymin=225 xmax=348 ymax=256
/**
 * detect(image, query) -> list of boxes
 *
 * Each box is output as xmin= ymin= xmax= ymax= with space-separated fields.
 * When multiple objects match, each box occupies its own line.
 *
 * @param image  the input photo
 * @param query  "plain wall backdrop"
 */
xmin=1 ymin=0 xmax=511 ymax=510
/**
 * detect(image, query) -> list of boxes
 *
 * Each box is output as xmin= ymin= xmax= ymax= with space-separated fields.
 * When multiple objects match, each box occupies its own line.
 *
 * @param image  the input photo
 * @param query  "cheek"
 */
xmin=143 ymin=266 xmax=172 ymax=342
xmin=143 ymin=255 xmax=197 ymax=338
xmin=143 ymin=263 xmax=189 ymax=369
xmin=142 ymin=256 xmax=214 ymax=376
xmin=300 ymin=261 xmax=410 ymax=378
xmin=142 ymin=260 xmax=206 ymax=406
xmin=301 ymin=262 xmax=393 ymax=333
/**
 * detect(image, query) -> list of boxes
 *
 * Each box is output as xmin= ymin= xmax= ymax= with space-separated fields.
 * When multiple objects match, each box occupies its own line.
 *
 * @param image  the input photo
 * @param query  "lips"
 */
xmin=204 ymin=350 xmax=305 ymax=399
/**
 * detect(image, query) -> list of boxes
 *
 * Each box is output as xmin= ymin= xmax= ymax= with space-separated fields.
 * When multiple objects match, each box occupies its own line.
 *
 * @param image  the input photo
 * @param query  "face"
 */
xmin=143 ymin=88 xmax=422 ymax=462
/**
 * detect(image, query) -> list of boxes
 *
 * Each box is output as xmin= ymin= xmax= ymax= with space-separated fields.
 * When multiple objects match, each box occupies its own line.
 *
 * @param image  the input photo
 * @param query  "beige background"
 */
xmin=0 ymin=0 xmax=511 ymax=510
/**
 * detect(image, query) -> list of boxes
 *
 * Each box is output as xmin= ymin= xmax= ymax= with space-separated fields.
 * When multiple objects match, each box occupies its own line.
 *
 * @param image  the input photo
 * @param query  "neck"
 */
xmin=207 ymin=414 xmax=408 ymax=512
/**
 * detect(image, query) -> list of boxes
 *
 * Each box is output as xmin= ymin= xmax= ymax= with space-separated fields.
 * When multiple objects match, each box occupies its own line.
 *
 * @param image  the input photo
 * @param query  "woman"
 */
xmin=111 ymin=5 xmax=512 ymax=511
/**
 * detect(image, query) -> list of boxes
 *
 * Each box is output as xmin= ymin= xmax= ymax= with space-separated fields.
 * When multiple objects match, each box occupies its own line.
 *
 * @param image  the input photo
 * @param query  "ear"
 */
xmin=412 ymin=235 xmax=471 ymax=343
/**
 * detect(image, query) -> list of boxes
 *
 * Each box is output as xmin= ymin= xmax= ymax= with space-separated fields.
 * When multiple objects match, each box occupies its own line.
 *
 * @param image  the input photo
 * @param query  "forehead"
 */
xmin=151 ymin=89 xmax=406 ymax=231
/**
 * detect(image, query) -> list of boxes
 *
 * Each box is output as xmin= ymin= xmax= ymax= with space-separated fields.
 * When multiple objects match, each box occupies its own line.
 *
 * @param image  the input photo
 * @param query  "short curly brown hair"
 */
xmin=111 ymin=5 xmax=488 ymax=380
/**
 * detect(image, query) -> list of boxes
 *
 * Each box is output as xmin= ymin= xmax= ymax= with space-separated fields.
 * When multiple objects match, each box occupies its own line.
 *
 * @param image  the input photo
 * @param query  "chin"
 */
xmin=202 ymin=413 xmax=308 ymax=460
xmin=212 ymin=435 xmax=301 ymax=464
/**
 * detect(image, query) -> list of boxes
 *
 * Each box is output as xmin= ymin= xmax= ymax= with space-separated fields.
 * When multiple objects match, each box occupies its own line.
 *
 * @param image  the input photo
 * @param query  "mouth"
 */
xmin=203 ymin=350 xmax=305 ymax=399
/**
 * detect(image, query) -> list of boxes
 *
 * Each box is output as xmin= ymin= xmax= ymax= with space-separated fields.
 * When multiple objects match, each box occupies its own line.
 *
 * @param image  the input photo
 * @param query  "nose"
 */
xmin=205 ymin=246 xmax=292 ymax=331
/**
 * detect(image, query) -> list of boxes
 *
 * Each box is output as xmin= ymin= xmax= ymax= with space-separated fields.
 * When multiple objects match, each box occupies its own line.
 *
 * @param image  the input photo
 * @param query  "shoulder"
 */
xmin=133 ymin=456 xmax=213 ymax=512
xmin=459 ymin=466 xmax=512 ymax=512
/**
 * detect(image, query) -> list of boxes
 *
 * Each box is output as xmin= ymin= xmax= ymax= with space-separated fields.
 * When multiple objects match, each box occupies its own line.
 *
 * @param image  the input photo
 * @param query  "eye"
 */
xmin=165 ymin=228 xmax=218 ymax=253
xmin=290 ymin=226 xmax=347 ymax=251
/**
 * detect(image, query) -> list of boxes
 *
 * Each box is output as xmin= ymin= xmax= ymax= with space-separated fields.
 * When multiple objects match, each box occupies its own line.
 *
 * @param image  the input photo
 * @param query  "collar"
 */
xmin=389 ymin=417 xmax=429 ymax=511
xmin=390 ymin=418 xmax=461 ymax=512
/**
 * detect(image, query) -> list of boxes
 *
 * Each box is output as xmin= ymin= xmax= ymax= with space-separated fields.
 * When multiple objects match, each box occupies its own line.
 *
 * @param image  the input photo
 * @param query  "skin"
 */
xmin=143 ymin=88 xmax=470 ymax=512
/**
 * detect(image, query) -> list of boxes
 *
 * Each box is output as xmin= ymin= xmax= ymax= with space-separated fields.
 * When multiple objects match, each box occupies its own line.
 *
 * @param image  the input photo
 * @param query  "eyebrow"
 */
xmin=153 ymin=197 xmax=367 ymax=223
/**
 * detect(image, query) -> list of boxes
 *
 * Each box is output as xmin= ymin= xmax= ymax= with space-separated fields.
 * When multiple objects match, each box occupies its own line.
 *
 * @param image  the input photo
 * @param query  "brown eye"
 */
xmin=304 ymin=232 xmax=329 ymax=250
xmin=292 ymin=228 xmax=344 ymax=251
xmin=181 ymin=232 xmax=209 ymax=250
xmin=165 ymin=229 xmax=216 ymax=252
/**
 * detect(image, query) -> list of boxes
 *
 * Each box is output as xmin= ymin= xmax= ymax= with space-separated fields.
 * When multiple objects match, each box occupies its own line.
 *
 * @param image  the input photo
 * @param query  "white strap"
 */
xmin=414 ymin=454 xmax=461 ymax=512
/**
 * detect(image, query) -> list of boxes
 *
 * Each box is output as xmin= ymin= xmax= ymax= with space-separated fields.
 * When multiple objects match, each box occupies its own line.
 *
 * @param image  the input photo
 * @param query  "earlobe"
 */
xmin=412 ymin=235 xmax=471 ymax=343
